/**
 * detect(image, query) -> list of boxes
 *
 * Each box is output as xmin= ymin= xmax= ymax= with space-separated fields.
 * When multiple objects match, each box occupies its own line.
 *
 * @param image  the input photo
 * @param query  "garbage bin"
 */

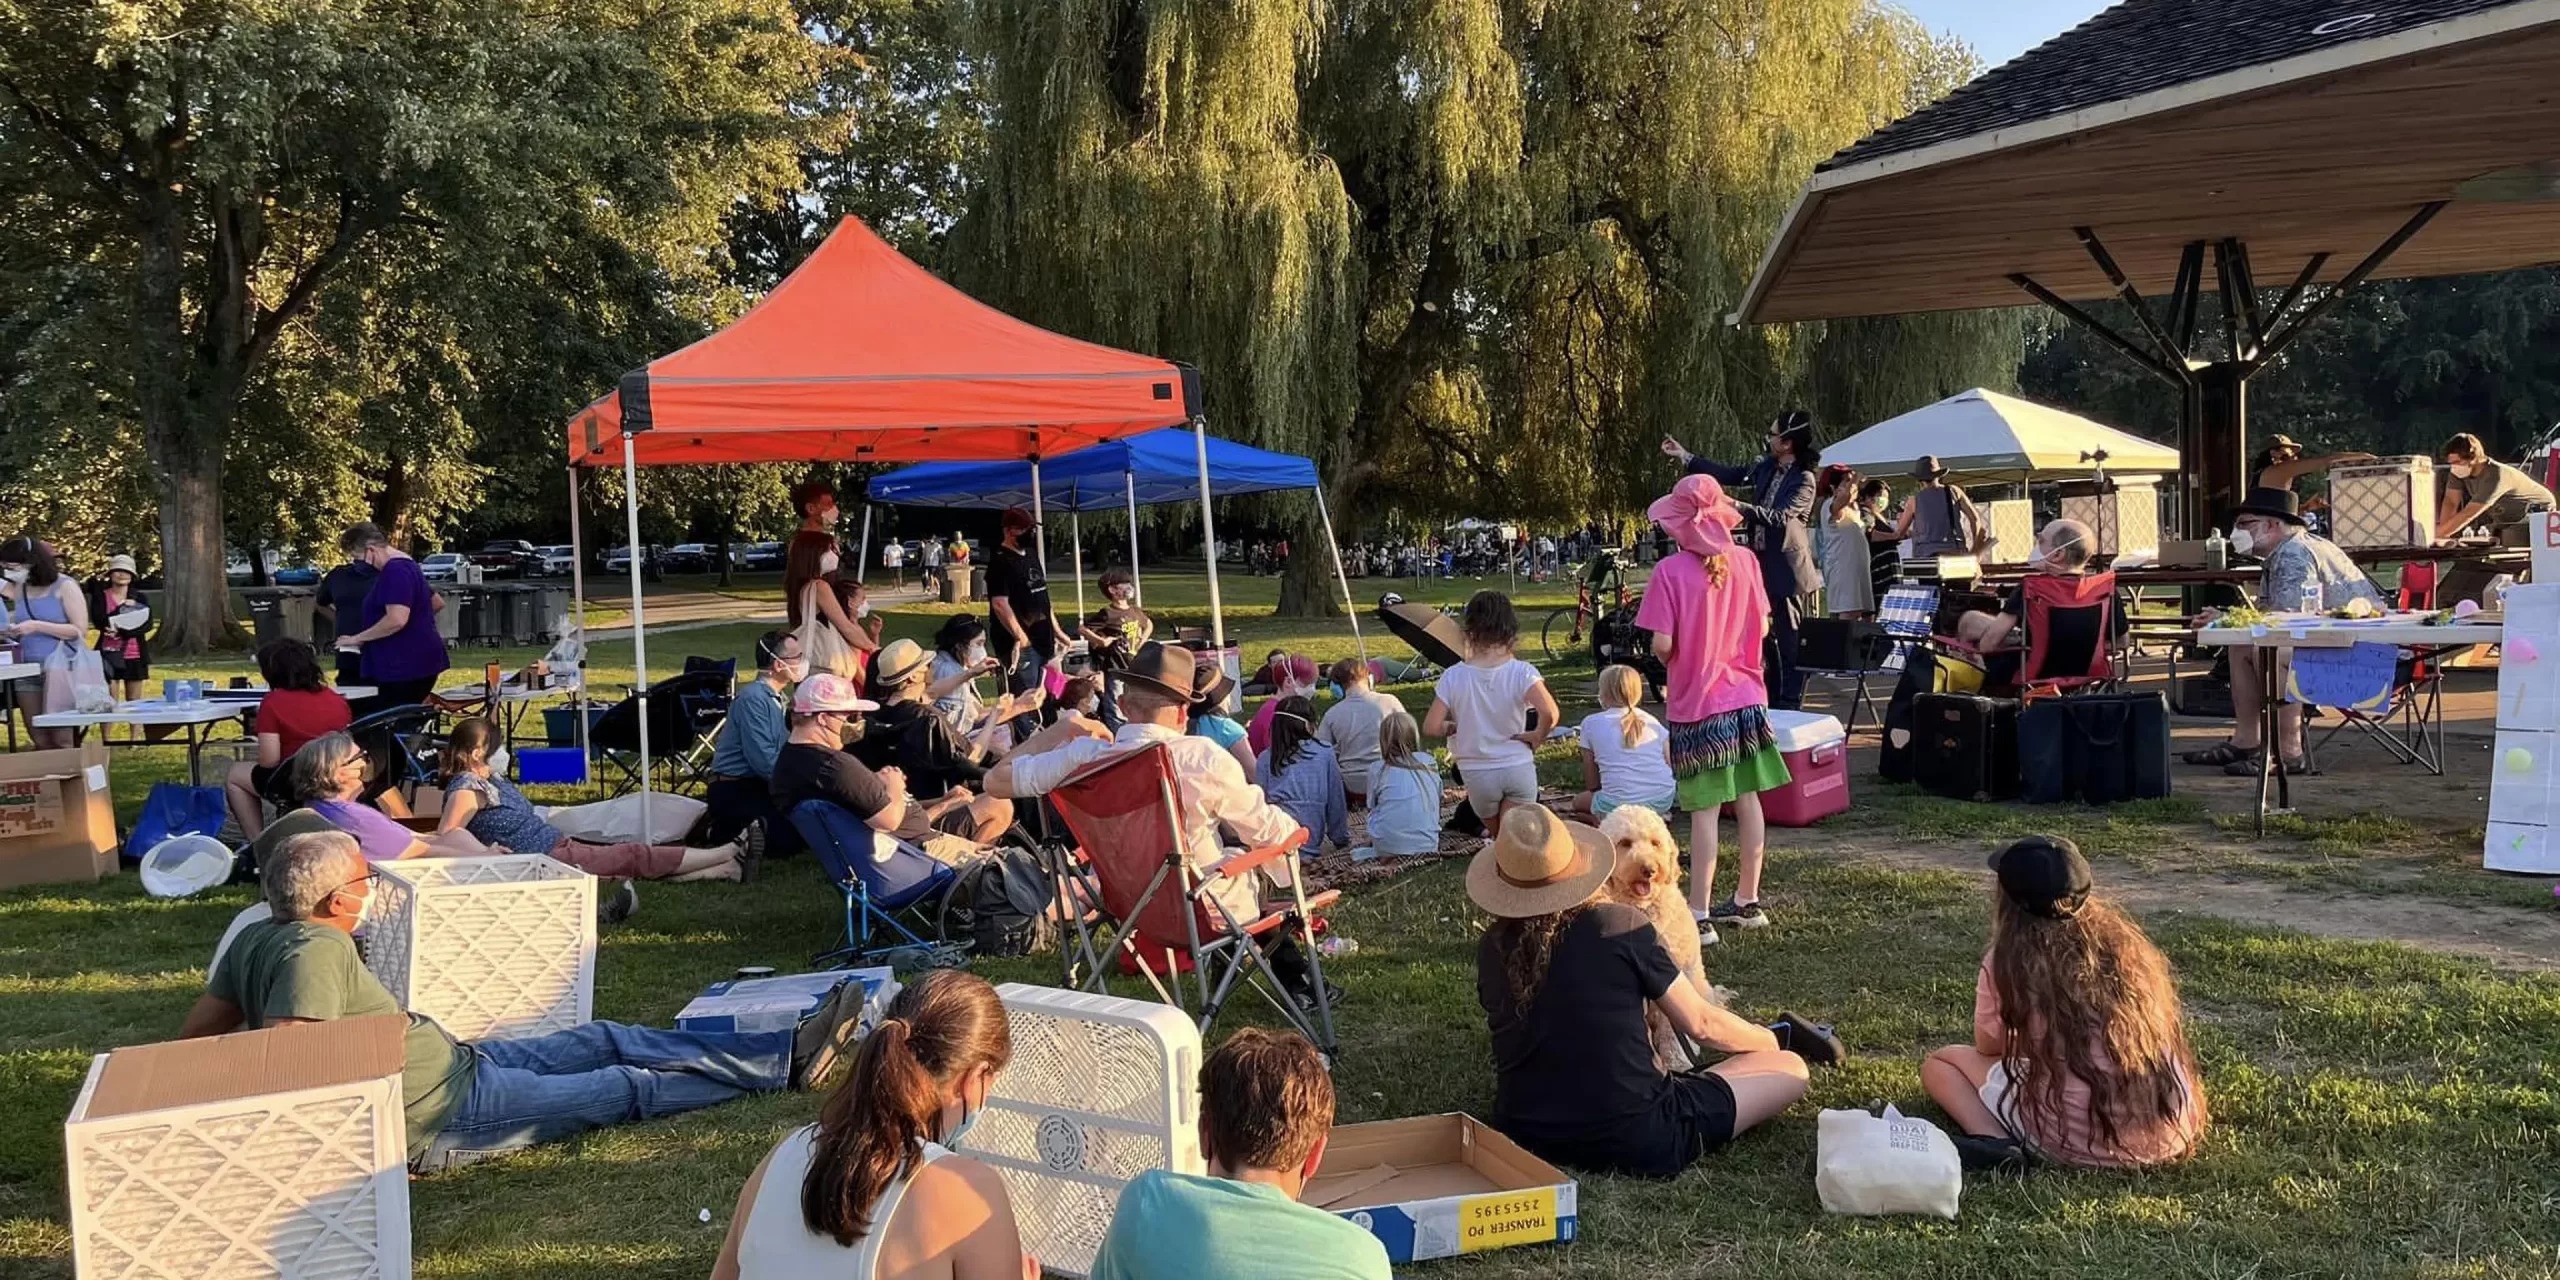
xmin=940 ymin=565 xmax=974 ymax=605
xmin=499 ymin=585 xmax=542 ymax=645
xmin=242 ymin=589 xmax=288 ymax=645
xmin=451 ymin=587 xmax=497 ymax=646
xmin=432 ymin=583 xmax=462 ymax=642
xmin=278 ymin=588 xmax=317 ymax=644
xmin=530 ymin=586 xmax=573 ymax=638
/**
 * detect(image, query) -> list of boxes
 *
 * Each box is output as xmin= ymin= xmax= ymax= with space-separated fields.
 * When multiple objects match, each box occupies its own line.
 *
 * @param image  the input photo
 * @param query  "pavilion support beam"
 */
xmin=2264 ymin=252 xmax=2331 ymax=337
xmin=2253 ymin=201 xmax=2447 ymax=369
xmin=2212 ymin=241 xmax=2255 ymax=362
xmin=2170 ymin=241 xmax=2206 ymax=355
xmin=2224 ymin=239 xmax=2269 ymax=359
xmin=2010 ymin=272 xmax=2179 ymax=385
xmin=2074 ymin=225 xmax=2192 ymax=372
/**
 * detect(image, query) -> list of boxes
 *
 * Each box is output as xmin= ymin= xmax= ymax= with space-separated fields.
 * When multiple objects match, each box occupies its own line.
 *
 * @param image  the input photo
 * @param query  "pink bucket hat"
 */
xmin=1647 ymin=474 xmax=1742 ymax=558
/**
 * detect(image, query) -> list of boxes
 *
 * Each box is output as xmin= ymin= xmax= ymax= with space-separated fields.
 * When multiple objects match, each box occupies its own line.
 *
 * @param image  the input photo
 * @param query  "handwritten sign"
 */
xmin=1458 ymin=1187 xmax=1558 ymax=1253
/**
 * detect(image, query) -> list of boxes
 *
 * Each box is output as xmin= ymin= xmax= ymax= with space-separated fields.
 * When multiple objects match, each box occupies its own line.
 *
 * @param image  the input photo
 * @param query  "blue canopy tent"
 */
xmin=867 ymin=427 xmax=1362 ymax=661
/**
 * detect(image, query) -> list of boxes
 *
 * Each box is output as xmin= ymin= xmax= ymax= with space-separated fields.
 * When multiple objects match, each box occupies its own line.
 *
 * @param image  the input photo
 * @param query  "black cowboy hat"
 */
xmin=2233 ymin=486 xmax=2308 ymax=527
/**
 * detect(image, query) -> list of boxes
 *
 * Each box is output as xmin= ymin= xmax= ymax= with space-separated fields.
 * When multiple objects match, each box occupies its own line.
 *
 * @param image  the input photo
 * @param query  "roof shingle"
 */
xmin=1823 ymin=0 xmax=2537 ymax=171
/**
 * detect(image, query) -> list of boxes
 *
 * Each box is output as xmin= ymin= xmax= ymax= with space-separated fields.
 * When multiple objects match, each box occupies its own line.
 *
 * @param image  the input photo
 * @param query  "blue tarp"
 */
xmin=866 ymin=427 xmax=1317 ymax=511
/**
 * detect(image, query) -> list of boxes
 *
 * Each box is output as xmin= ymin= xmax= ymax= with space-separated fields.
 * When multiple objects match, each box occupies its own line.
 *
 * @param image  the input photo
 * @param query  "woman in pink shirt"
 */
xmin=1634 ymin=474 xmax=1791 ymax=942
xmin=1924 ymin=836 xmax=2208 ymax=1172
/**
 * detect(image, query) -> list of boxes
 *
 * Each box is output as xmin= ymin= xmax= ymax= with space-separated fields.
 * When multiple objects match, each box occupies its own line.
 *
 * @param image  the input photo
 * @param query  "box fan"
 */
xmin=957 ymin=985 xmax=1203 ymax=1278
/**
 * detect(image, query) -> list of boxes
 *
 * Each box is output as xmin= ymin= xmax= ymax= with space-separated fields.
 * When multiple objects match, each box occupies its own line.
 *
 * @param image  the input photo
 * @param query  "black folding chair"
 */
xmin=346 ymin=704 xmax=445 ymax=806
xmin=590 ymin=667 xmax=736 ymax=796
xmin=1796 ymin=617 xmax=1892 ymax=735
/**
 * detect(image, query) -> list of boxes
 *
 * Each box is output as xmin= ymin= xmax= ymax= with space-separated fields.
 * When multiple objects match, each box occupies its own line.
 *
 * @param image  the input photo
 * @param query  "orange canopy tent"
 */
xmin=557 ymin=218 xmax=1220 ymax=825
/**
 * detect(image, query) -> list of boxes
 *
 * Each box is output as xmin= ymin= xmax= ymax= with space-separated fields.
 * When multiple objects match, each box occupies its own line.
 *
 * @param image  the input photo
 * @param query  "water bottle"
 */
xmin=2203 ymin=527 xmax=2227 ymax=570
xmin=1316 ymin=936 xmax=1360 ymax=959
xmin=2298 ymin=581 xmax=2322 ymax=616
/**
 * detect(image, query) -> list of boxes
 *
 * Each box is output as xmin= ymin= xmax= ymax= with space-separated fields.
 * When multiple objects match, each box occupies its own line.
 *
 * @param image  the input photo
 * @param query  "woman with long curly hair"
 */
xmin=715 ymin=969 xmax=1034 ymax=1280
xmin=1469 ymin=803 xmax=1836 ymax=1178
xmin=1924 ymin=835 xmax=2208 ymax=1172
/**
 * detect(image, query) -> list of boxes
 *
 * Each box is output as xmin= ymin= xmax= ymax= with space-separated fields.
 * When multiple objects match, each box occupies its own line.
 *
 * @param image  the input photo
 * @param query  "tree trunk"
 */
xmin=130 ymin=198 xmax=248 ymax=654
xmin=715 ymin=502 xmax=736 ymax=588
xmin=146 ymin=428 xmax=243 ymax=653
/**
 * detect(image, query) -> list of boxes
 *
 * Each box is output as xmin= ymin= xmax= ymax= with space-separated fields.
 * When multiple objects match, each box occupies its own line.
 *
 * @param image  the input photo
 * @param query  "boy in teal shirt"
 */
xmin=1090 ymin=1028 xmax=1390 ymax=1280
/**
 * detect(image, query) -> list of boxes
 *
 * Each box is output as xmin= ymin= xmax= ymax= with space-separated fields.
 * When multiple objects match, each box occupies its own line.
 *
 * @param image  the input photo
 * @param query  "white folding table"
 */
xmin=32 ymin=700 xmax=247 ymax=786
xmin=0 ymin=661 xmax=37 ymax=751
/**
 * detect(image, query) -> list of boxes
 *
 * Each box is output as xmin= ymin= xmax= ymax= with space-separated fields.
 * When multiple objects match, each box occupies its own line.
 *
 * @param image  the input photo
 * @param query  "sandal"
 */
xmin=2181 ymin=741 xmax=2252 ymax=767
xmin=2224 ymin=753 xmax=2318 ymax=778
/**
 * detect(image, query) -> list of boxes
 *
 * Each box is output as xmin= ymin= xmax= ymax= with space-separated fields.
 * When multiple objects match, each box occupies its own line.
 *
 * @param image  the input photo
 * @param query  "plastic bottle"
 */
xmin=1316 ymin=936 xmax=1360 ymax=959
xmin=2203 ymin=527 xmax=2227 ymax=570
xmin=2298 ymin=581 xmax=2323 ymax=616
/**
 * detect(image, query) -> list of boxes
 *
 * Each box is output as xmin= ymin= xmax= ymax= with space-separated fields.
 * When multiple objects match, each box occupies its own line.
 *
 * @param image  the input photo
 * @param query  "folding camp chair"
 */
xmin=786 ymin=801 xmax=970 ymax=969
xmin=1874 ymin=580 xmax=1940 ymax=675
xmin=1795 ymin=617 xmax=1892 ymax=734
xmin=346 ymin=704 xmax=445 ymax=807
xmin=2296 ymin=642 xmax=2452 ymax=775
xmin=590 ymin=666 xmax=736 ymax=796
xmin=1044 ymin=743 xmax=1341 ymax=1057
xmin=1933 ymin=572 xmax=2121 ymax=699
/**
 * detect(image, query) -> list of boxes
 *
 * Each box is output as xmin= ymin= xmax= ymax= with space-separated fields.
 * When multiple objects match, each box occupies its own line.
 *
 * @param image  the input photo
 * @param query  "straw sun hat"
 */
xmin=1465 ymin=804 xmax=1616 ymax=919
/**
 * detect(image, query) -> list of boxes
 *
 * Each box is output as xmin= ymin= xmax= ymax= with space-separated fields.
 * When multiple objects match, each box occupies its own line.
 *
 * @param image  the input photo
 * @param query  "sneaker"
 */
xmin=1952 ymin=1133 xmax=2036 ymax=1174
xmin=1709 ymin=898 xmax=1769 ymax=929
xmin=596 ymin=878 xmax=639 ymax=928
xmin=1693 ymin=913 xmax=1721 ymax=947
xmin=737 ymin=822 xmax=767 ymax=883
xmin=1768 ymin=1011 xmax=1846 ymax=1066
xmin=791 ymin=979 xmax=870 ymax=1091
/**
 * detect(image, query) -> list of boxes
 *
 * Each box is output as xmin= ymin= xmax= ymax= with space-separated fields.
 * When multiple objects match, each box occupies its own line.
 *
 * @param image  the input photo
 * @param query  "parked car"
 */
xmin=742 ymin=541 xmax=786 ymax=571
xmin=602 ymin=544 xmax=660 ymax=573
xmin=662 ymin=542 xmax=717 ymax=573
xmin=468 ymin=539 xmax=540 ymax=578
xmin=536 ymin=545 xmax=577 ymax=576
xmin=420 ymin=552 xmax=470 ymax=583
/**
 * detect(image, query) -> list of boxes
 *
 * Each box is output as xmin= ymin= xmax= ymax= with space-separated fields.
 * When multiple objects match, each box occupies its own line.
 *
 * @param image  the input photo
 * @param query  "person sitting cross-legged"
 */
xmin=772 ymin=672 xmax=992 ymax=869
xmin=1088 ymin=1028 xmax=1391 ymax=1280
xmin=178 ymin=831 xmax=869 ymax=1171
xmin=989 ymin=642 xmax=1329 ymax=1012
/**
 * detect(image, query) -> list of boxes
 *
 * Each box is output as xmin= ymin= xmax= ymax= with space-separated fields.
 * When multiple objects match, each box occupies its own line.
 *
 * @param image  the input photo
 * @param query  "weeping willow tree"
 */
xmin=956 ymin=0 xmax=2023 ymax=614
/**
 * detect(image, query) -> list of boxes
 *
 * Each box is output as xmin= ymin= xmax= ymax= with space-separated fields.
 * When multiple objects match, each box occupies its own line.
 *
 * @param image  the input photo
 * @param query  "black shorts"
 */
xmin=101 ymin=650 xmax=149 ymax=682
xmin=1508 ymin=1070 xmax=1738 ymax=1179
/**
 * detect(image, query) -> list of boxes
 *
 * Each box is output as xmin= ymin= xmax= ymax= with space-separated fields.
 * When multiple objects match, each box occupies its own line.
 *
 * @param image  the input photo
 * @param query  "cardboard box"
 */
xmin=675 ymin=967 xmax=898 ymax=1035
xmin=1307 ymin=1114 xmax=1578 ymax=1262
xmin=65 ymin=1016 xmax=414 ymax=1280
xmin=0 ymin=743 xmax=116 ymax=890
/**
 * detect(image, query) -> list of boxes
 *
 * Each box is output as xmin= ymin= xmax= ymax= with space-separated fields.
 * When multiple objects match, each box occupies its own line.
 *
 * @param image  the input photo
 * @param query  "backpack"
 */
xmin=943 ymin=847 xmax=1057 ymax=958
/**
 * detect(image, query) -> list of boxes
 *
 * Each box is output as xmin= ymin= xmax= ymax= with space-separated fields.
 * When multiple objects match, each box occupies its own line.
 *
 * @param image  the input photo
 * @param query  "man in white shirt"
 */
xmin=991 ymin=643 xmax=1326 ymax=1008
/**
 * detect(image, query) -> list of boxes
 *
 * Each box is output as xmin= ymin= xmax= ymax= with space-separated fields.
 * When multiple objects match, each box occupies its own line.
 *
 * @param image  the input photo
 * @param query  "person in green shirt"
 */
xmin=1089 ymin=1028 xmax=1391 ymax=1280
xmin=179 ymin=831 xmax=871 ymax=1170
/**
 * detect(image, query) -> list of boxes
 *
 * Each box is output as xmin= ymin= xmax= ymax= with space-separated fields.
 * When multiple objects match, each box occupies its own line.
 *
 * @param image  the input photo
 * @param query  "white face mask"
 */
xmin=1076 ymin=697 xmax=1100 ymax=715
xmin=773 ymin=657 xmax=806 ymax=682
xmin=2450 ymin=462 xmax=2476 ymax=479
xmin=1 ymin=567 xmax=25 ymax=586
xmin=965 ymin=640 xmax=987 ymax=664
xmin=818 ymin=550 xmax=840 ymax=574
xmin=855 ymin=600 xmax=872 ymax=619
xmin=2227 ymin=525 xmax=2255 ymax=556
xmin=487 ymin=747 xmax=511 ymax=775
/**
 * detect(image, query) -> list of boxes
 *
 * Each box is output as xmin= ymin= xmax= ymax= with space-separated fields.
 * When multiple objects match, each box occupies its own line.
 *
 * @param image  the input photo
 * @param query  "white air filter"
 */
xmin=2328 ymin=456 xmax=2435 ymax=549
xmin=962 ymin=984 xmax=1203 ymax=1278
xmin=363 ymin=855 xmax=594 ymax=1042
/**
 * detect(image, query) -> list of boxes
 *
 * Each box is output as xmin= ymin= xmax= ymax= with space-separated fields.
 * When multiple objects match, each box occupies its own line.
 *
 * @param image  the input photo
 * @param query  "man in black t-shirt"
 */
xmin=772 ymin=672 xmax=991 ymax=868
xmin=984 ymin=507 xmax=1060 ymax=683
xmin=314 ymin=551 xmax=381 ymax=685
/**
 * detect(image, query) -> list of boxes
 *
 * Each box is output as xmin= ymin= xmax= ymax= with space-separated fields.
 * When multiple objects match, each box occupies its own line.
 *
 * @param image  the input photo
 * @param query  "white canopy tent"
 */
xmin=1823 ymin=388 xmax=2180 ymax=483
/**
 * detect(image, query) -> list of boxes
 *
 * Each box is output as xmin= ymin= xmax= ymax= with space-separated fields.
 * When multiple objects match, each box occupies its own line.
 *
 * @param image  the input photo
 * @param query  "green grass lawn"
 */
xmin=8 ymin=572 xmax=2560 ymax=1277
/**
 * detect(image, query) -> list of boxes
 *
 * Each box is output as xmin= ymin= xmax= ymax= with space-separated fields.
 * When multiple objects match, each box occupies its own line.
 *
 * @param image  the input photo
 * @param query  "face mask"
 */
xmin=819 ymin=551 xmax=840 ymax=574
xmin=487 ymin=747 xmax=511 ymax=775
xmin=966 ymin=640 xmax=987 ymax=663
xmin=943 ymin=1100 xmax=983 ymax=1149
xmin=2450 ymin=462 xmax=2476 ymax=478
xmin=1327 ymin=681 xmax=1344 ymax=699
xmin=1 ymin=567 xmax=24 ymax=585
xmin=855 ymin=600 xmax=872 ymax=619
xmin=1075 ymin=698 xmax=1099 ymax=715
xmin=2227 ymin=525 xmax=2255 ymax=556
xmin=773 ymin=658 xmax=805 ymax=682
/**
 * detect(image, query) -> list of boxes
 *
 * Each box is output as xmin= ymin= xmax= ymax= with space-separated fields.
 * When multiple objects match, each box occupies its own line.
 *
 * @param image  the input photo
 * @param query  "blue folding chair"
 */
xmin=786 ymin=801 xmax=967 ymax=969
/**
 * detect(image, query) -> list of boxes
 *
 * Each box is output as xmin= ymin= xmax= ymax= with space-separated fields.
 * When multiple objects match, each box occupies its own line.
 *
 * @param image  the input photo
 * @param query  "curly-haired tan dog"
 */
xmin=1599 ymin=805 xmax=1715 ymax=1072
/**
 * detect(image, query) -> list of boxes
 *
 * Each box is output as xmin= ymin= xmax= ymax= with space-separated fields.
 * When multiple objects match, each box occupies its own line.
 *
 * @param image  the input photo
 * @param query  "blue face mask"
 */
xmin=1326 ymin=681 xmax=1344 ymax=699
xmin=943 ymin=1100 xmax=983 ymax=1149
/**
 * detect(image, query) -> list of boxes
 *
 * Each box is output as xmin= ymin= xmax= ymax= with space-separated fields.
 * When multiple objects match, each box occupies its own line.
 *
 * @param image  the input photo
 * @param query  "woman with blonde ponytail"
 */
xmin=716 ymin=970 xmax=1036 ymax=1280
xmin=1571 ymin=665 xmax=1675 ymax=820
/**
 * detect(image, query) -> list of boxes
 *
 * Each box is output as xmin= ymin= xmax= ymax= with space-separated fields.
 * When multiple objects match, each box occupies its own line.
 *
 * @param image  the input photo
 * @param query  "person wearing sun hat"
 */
xmin=1922 ymin=836 xmax=2207 ymax=1173
xmin=86 ymin=552 xmax=156 ymax=704
xmin=2179 ymin=486 xmax=2383 ymax=777
xmin=851 ymin=637 xmax=1032 ymax=845
xmin=1187 ymin=656 xmax=1258 ymax=780
xmin=1469 ymin=803 xmax=1838 ymax=1178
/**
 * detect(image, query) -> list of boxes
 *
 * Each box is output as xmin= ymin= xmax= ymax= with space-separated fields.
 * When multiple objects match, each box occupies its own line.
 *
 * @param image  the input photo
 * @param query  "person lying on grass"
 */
xmin=180 ymin=831 xmax=866 ymax=1171
xmin=289 ymin=731 xmax=481 ymax=862
xmin=436 ymin=715 xmax=752 ymax=882
xmin=715 ymin=970 xmax=1037 ymax=1280
xmin=1468 ymin=803 xmax=1840 ymax=1178
xmin=1922 ymin=835 xmax=2209 ymax=1172
xmin=1089 ymin=1027 xmax=1390 ymax=1280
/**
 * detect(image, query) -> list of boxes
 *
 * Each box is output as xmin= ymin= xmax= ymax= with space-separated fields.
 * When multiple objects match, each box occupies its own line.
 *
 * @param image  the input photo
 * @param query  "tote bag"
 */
xmin=797 ymin=582 xmax=860 ymax=680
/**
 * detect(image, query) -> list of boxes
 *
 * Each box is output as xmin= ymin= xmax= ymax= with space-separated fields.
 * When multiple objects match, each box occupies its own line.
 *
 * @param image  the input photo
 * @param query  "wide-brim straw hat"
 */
xmin=873 ymin=638 xmax=930 ymax=688
xmin=1466 ymin=804 xmax=1616 ymax=919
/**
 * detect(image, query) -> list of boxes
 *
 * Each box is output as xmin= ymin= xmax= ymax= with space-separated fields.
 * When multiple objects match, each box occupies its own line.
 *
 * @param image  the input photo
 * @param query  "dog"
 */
xmin=1598 ymin=805 xmax=1717 ymax=1072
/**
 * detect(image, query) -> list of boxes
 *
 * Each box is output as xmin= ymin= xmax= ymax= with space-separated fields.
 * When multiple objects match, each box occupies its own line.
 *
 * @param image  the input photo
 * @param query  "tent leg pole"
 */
xmin=621 ymin=436 xmax=652 ymax=845
xmin=1315 ymin=486 xmax=1365 ymax=666
xmin=568 ymin=468 xmax=590 ymax=762
xmin=855 ymin=505 xmax=873 ymax=586
xmin=1126 ymin=471 xmax=1143 ymax=608
xmin=1071 ymin=505 xmax=1086 ymax=624
xmin=1194 ymin=418 xmax=1227 ymax=653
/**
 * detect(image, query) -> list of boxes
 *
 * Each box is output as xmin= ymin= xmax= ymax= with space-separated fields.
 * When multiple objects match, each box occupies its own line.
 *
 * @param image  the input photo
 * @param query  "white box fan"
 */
xmin=961 ymin=985 xmax=1203 ymax=1278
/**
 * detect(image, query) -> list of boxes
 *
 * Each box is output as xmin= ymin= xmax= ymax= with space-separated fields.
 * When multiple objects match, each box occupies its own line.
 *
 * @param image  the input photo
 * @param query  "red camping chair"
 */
xmin=1044 ymin=743 xmax=1341 ymax=1056
xmin=1933 ymin=571 xmax=2119 ymax=698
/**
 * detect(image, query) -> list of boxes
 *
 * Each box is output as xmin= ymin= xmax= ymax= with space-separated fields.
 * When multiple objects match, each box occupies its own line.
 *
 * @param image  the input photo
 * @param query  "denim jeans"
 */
xmin=417 ymin=1020 xmax=791 ymax=1169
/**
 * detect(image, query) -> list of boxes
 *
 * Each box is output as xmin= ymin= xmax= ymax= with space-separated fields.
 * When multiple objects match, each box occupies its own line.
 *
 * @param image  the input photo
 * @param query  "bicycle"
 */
xmin=1541 ymin=549 xmax=1630 ymax=662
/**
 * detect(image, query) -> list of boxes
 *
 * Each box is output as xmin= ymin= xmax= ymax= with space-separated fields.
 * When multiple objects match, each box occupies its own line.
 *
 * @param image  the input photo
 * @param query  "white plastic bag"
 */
xmin=1815 ymin=1105 xmax=1962 ymax=1219
xmin=68 ymin=642 xmax=115 ymax=713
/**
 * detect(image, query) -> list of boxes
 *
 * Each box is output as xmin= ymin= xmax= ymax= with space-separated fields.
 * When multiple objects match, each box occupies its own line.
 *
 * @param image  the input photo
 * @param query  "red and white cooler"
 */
xmin=1760 ymin=710 xmax=1850 ymax=826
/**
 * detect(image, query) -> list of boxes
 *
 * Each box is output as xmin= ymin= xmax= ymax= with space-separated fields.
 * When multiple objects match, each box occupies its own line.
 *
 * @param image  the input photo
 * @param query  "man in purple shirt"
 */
xmin=334 ymin=523 xmax=450 ymax=715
